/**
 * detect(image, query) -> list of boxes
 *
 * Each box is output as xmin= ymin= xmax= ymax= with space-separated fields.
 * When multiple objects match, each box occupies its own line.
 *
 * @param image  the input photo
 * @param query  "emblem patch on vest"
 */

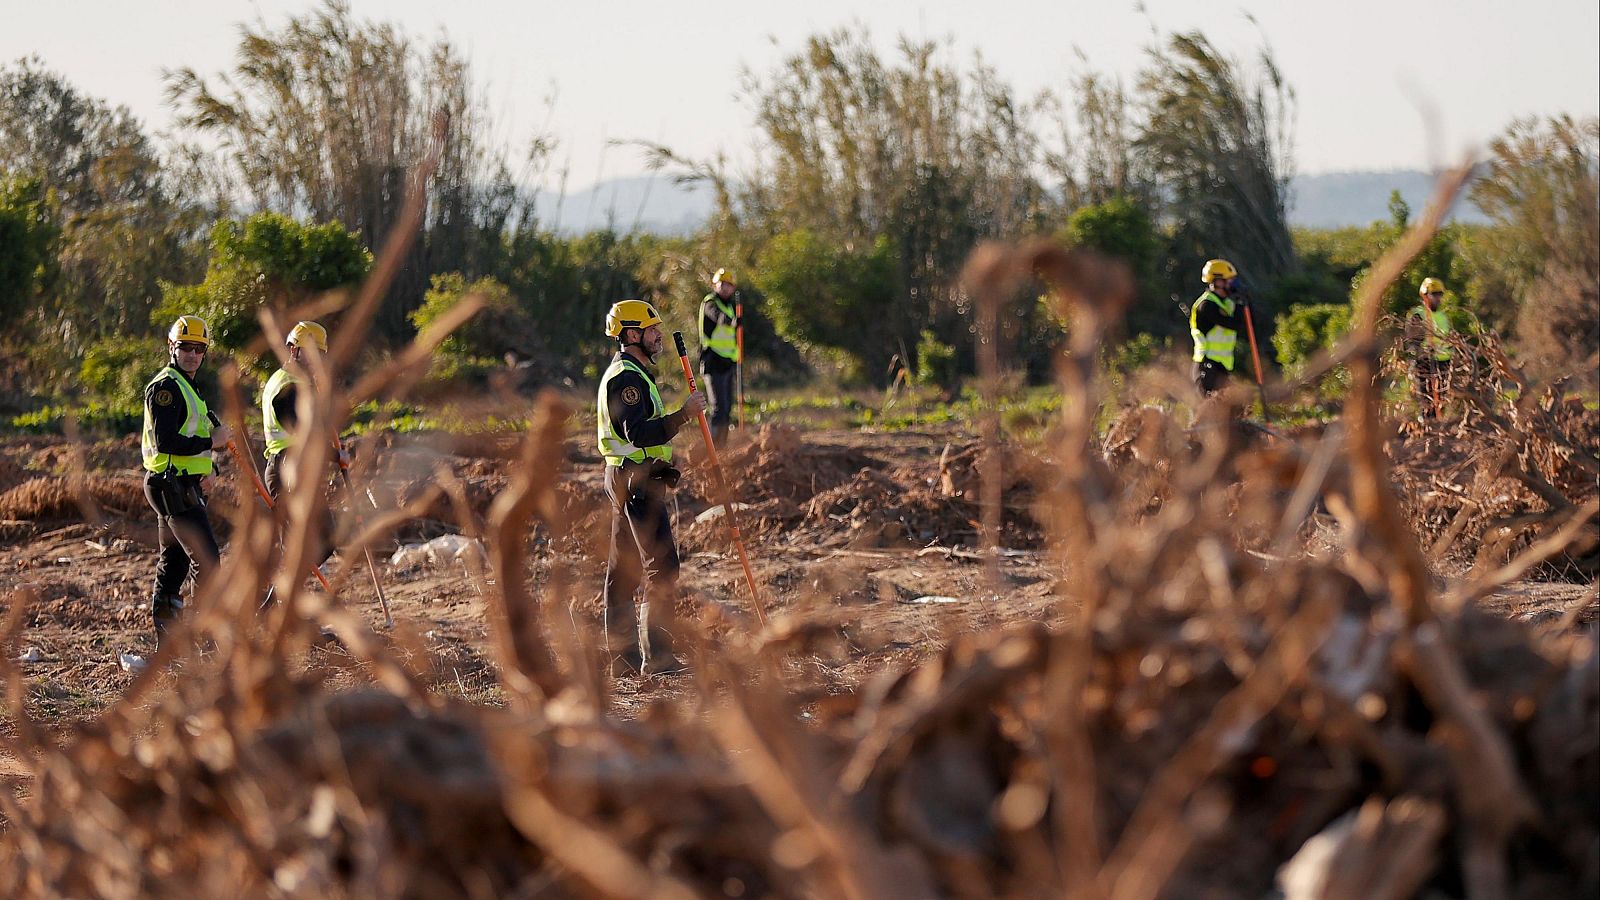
xmin=154 ymin=389 xmax=174 ymax=407
xmin=621 ymin=386 xmax=642 ymax=406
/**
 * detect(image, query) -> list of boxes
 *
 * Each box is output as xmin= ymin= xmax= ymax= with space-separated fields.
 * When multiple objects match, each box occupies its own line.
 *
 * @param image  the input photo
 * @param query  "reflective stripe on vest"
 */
xmin=1409 ymin=305 xmax=1454 ymax=361
xmin=141 ymin=366 xmax=213 ymax=475
xmin=1190 ymin=291 xmax=1238 ymax=370
xmin=596 ymin=357 xmax=673 ymax=466
xmin=704 ymin=295 xmax=738 ymax=360
xmin=261 ymin=367 xmax=295 ymax=459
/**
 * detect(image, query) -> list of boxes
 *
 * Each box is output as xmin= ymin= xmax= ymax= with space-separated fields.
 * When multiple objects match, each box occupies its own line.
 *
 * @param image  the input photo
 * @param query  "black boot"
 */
xmin=152 ymin=594 xmax=185 ymax=650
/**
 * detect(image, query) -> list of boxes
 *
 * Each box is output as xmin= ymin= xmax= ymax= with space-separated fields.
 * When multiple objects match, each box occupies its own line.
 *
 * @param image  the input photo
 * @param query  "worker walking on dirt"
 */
xmin=260 ymin=321 xmax=345 ymax=596
xmin=141 ymin=315 xmax=231 ymax=648
xmin=598 ymin=299 xmax=706 ymax=676
xmin=1403 ymin=278 xmax=1455 ymax=417
xmin=699 ymin=268 xmax=740 ymax=444
xmin=1190 ymin=258 xmax=1250 ymax=395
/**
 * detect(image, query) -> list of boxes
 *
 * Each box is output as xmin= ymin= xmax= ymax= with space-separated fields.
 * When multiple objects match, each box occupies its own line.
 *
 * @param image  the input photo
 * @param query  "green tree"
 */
xmin=1058 ymin=196 xmax=1165 ymax=335
xmin=1 ymin=58 xmax=202 ymax=354
xmin=1469 ymin=115 xmax=1599 ymax=384
xmin=154 ymin=212 xmax=372 ymax=353
xmin=0 ymin=175 xmax=58 ymax=326
xmin=1348 ymin=191 xmax=1463 ymax=319
xmin=653 ymin=28 xmax=1056 ymax=383
xmin=757 ymin=230 xmax=899 ymax=382
xmin=1135 ymin=32 xmax=1298 ymax=297
xmin=166 ymin=0 xmax=535 ymax=337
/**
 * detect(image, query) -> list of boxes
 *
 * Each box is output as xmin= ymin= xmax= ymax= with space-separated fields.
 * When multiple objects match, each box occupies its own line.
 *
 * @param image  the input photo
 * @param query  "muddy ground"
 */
xmin=1 ymin=418 xmax=1592 ymax=749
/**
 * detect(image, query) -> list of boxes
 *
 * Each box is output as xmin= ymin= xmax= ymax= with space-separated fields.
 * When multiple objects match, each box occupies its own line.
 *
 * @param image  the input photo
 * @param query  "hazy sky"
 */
xmin=4 ymin=0 xmax=1597 ymax=190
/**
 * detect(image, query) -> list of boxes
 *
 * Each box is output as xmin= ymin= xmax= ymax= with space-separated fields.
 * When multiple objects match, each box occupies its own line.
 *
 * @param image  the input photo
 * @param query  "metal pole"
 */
xmin=334 ymin=437 xmax=394 ymax=628
xmin=735 ymin=297 xmax=745 ymax=431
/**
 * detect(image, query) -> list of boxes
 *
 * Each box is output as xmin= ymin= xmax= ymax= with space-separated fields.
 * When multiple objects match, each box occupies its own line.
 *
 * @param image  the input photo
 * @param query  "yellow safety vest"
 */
xmin=1190 ymin=291 xmax=1238 ymax=370
xmin=261 ymin=367 xmax=296 ymax=459
xmin=596 ymin=356 xmax=673 ymax=466
xmin=704 ymin=295 xmax=738 ymax=361
xmin=1408 ymin=305 xmax=1454 ymax=361
xmin=141 ymin=366 xmax=213 ymax=475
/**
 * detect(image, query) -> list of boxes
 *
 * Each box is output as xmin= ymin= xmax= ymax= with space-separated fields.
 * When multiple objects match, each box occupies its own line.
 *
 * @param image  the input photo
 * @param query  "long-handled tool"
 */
xmin=1241 ymin=301 xmax=1271 ymax=422
xmin=212 ymin=413 xmax=336 ymax=594
xmin=735 ymin=296 xmax=745 ymax=431
xmin=673 ymin=331 xmax=767 ymax=625
xmin=333 ymin=437 xmax=394 ymax=628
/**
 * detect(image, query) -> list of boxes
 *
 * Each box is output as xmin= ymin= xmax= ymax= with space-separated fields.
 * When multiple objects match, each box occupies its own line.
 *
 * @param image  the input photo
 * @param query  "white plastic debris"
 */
xmin=15 ymin=646 xmax=44 ymax=664
xmin=694 ymin=503 xmax=753 ymax=525
xmin=909 ymin=595 xmax=964 ymax=604
xmin=388 ymin=534 xmax=487 ymax=572
xmin=118 ymin=653 xmax=148 ymax=675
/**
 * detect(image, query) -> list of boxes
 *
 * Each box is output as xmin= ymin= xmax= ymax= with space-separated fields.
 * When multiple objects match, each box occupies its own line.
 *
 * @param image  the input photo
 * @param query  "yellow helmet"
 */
xmin=605 ymin=299 xmax=663 ymax=338
xmin=712 ymin=267 xmax=736 ymax=286
xmin=167 ymin=315 xmax=210 ymax=347
xmin=1419 ymin=277 xmax=1445 ymax=296
xmin=1201 ymin=259 xmax=1237 ymax=284
xmin=286 ymin=320 xmax=328 ymax=352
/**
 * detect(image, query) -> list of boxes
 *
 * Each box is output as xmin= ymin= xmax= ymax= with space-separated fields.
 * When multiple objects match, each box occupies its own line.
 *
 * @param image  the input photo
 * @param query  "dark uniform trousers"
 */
xmin=264 ymin=451 xmax=336 ymax=566
xmin=142 ymin=472 xmax=220 ymax=639
xmin=1194 ymin=359 xmax=1231 ymax=395
xmin=602 ymin=462 xmax=682 ymax=651
xmin=701 ymin=356 xmax=737 ymax=443
xmin=1410 ymin=358 xmax=1446 ymax=417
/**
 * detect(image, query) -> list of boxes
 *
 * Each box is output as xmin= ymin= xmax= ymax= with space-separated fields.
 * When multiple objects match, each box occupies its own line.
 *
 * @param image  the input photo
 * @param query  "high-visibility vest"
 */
xmin=1408 ymin=305 xmax=1454 ymax=361
xmin=596 ymin=356 xmax=673 ymax=467
xmin=141 ymin=366 xmax=214 ymax=475
xmin=261 ymin=367 xmax=295 ymax=459
xmin=703 ymin=294 xmax=738 ymax=361
xmin=1190 ymin=291 xmax=1238 ymax=370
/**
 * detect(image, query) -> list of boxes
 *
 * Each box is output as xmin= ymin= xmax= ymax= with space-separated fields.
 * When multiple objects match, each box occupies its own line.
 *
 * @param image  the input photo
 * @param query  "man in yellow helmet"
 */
xmin=598 ymin=299 xmax=705 ymax=676
xmin=260 ymin=321 xmax=345 ymax=600
xmin=699 ymin=268 xmax=741 ymax=443
xmin=1403 ymin=278 xmax=1454 ymax=417
xmin=1190 ymin=258 xmax=1249 ymax=394
xmin=141 ymin=315 xmax=232 ymax=648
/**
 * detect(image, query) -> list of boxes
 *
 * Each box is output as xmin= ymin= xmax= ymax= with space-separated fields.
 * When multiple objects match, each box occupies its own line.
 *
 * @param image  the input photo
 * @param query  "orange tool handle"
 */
xmin=673 ymin=331 xmax=767 ymax=625
xmin=1243 ymin=304 xmax=1265 ymax=387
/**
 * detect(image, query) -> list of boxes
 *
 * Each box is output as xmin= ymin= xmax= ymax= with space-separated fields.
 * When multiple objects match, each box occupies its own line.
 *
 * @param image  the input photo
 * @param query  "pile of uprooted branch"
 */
xmin=1387 ymin=330 xmax=1599 ymax=580
xmin=2 ymin=166 xmax=1596 ymax=899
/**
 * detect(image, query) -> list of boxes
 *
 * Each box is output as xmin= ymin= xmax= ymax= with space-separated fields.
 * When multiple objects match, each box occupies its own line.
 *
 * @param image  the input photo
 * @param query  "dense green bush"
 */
xmin=153 ymin=212 xmax=372 ymax=352
xmin=757 ymin=230 xmax=899 ymax=383
xmin=1273 ymin=303 xmax=1352 ymax=371
xmin=914 ymin=329 xmax=957 ymax=388
xmin=10 ymin=400 xmax=141 ymax=435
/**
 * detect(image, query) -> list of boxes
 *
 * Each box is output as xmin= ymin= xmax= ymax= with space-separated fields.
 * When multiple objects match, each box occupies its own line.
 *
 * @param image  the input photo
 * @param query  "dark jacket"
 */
xmin=144 ymin=366 xmax=213 ymax=458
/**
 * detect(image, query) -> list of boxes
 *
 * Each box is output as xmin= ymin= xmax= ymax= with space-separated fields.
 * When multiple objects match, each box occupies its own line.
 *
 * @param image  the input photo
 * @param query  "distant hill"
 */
xmin=532 ymin=175 xmax=714 ymax=235
xmin=535 ymin=169 xmax=1490 ymax=235
xmin=1288 ymin=169 xmax=1489 ymax=228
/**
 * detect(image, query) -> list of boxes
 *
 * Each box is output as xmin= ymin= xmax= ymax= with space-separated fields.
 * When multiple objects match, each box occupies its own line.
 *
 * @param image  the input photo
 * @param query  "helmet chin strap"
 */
xmin=620 ymin=330 xmax=658 ymax=362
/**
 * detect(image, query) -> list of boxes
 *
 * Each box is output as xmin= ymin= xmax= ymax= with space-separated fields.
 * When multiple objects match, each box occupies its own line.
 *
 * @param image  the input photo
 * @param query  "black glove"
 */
xmin=652 ymin=464 xmax=682 ymax=489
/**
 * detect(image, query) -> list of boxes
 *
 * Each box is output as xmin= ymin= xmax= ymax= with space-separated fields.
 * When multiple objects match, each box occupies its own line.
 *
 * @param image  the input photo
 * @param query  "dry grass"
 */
xmin=0 ymin=163 xmax=1596 ymax=899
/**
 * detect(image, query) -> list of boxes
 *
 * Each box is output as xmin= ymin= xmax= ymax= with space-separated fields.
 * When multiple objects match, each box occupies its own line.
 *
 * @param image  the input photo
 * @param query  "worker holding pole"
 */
xmin=699 ymin=268 xmax=740 ymax=444
xmin=140 ymin=315 xmax=231 ymax=649
xmin=259 ymin=321 xmax=347 ymax=603
xmin=1403 ymin=277 xmax=1455 ymax=418
xmin=598 ymin=300 xmax=705 ymax=677
xmin=1189 ymin=258 xmax=1253 ymax=397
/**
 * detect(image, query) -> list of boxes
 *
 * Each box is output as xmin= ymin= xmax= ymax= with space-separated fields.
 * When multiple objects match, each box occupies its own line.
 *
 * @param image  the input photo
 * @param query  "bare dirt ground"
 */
xmin=1 ymin=416 xmax=1592 ymax=791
